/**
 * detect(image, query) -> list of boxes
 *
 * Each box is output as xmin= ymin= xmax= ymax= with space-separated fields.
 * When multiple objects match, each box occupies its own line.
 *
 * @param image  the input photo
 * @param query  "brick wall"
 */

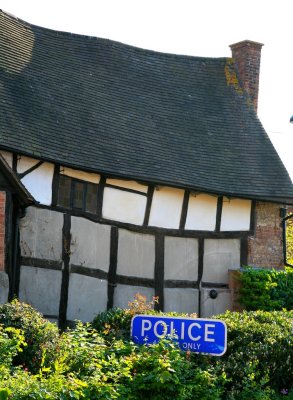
xmin=230 ymin=40 xmax=263 ymax=112
xmin=247 ymin=201 xmax=283 ymax=268
xmin=0 ymin=191 xmax=5 ymax=271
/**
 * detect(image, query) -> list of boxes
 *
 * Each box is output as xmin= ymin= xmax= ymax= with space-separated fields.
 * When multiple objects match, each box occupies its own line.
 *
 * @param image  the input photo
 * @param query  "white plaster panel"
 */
xmin=67 ymin=273 xmax=107 ymax=322
xmin=70 ymin=217 xmax=110 ymax=271
xmin=185 ymin=193 xmax=217 ymax=231
xmin=19 ymin=207 xmax=63 ymax=261
xmin=102 ymin=187 xmax=147 ymax=225
xmin=18 ymin=156 xmax=54 ymax=205
xmin=220 ymin=198 xmax=251 ymax=231
xmin=19 ymin=266 xmax=62 ymax=316
xmin=164 ymin=237 xmax=198 ymax=281
xmin=113 ymin=284 xmax=154 ymax=309
xmin=106 ymin=178 xmax=148 ymax=193
xmin=0 ymin=151 xmax=12 ymax=168
xmin=0 ymin=272 xmax=9 ymax=303
xmin=148 ymin=187 xmax=184 ymax=229
xmin=203 ymin=239 xmax=240 ymax=284
xmin=117 ymin=229 xmax=155 ymax=279
xmin=61 ymin=167 xmax=100 ymax=184
xmin=200 ymin=288 xmax=232 ymax=317
xmin=17 ymin=156 xmax=38 ymax=173
xmin=164 ymin=288 xmax=199 ymax=314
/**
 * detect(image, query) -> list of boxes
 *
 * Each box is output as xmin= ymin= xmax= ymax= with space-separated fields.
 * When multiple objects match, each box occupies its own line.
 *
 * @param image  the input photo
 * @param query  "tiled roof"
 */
xmin=0 ymin=10 xmax=292 ymax=202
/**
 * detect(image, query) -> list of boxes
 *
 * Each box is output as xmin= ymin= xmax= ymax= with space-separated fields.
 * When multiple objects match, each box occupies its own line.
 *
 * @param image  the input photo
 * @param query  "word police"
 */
xmin=141 ymin=318 xmax=216 ymax=342
xmin=131 ymin=315 xmax=227 ymax=356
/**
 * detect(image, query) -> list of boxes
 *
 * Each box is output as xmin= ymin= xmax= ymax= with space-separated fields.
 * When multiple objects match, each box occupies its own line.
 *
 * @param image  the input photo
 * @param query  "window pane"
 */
xmin=86 ymin=183 xmax=98 ymax=214
xmin=73 ymin=181 xmax=84 ymax=210
xmin=57 ymin=175 xmax=71 ymax=208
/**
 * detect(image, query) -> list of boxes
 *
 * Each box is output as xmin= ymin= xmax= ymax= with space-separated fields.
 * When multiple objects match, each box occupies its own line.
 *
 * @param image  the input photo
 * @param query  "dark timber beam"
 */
xmin=59 ymin=213 xmax=71 ymax=330
xmin=107 ymin=226 xmax=118 ymax=310
xmin=154 ymin=233 xmax=164 ymax=311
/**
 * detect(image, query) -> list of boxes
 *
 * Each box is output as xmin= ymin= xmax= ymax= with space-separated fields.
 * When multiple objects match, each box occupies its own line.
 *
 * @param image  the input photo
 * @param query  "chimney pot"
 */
xmin=229 ymin=40 xmax=263 ymax=112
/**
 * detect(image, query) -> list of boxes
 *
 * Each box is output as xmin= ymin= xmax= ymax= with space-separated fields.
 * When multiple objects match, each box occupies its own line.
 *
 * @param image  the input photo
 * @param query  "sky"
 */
xmin=1 ymin=0 xmax=293 ymax=178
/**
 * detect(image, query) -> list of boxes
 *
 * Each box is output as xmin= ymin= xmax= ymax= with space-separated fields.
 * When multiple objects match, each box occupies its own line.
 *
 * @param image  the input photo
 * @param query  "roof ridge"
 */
xmin=0 ymin=9 xmax=228 ymax=64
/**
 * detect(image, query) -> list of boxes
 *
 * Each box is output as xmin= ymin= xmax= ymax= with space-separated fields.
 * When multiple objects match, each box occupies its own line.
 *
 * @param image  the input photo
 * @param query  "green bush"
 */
xmin=91 ymin=307 xmax=133 ymax=340
xmin=270 ymin=268 xmax=293 ymax=309
xmin=44 ymin=321 xmax=223 ymax=399
xmin=238 ymin=266 xmax=293 ymax=310
xmin=58 ymin=322 xmax=107 ymax=377
xmin=0 ymin=301 xmax=292 ymax=398
xmin=0 ymin=326 xmax=25 ymax=369
xmin=0 ymin=368 xmax=87 ymax=399
xmin=92 ymin=306 xmax=293 ymax=398
xmin=129 ymin=339 xmax=223 ymax=400
xmin=215 ymin=310 xmax=293 ymax=395
xmin=0 ymin=300 xmax=59 ymax=373
xmin=1 ymin=338 xmax=223 ymax=400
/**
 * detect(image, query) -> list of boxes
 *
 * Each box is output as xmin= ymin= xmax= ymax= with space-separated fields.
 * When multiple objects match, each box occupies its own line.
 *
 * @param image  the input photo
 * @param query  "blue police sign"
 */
xmin=131 ymin=315 xmax=227 ymax=356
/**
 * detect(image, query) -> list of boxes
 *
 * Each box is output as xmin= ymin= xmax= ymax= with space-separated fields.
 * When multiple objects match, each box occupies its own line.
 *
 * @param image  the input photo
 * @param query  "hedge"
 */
xmin=238 ymin=266 xmax=293 ymax=311
xmin=0 ymin=300 xmax=292 ymax=399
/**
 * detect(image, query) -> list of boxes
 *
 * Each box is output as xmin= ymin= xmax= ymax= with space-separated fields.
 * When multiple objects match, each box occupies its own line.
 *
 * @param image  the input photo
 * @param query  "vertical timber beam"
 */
xmin=250 ymin=200 xmax=256 ymax=233
xmin=12 ymin=154 xmax=18 ymax=173
xmin=197 ymin=237 xmax=204 ymax=317
xmin=179 ymin=190 xmax=190 ymax=230
xmin=215 ymin=196 xmax=223 ymax=232
xmin=97 ymin=176 xmax=106 ymax=219
xmin=51 ymin=165 xmax=60 ymax=207
xmin=154 ymin=233 xmax=164 ymax=311
xmin=107 ymin=226 xmax=118 ymax=310
xmin=240 ymin=236 xmax=248 ymax=266
xmin=143 ymin=185 xmax=154 ymax=226
xmin=59 ymin=213 xmax=71 ymax=330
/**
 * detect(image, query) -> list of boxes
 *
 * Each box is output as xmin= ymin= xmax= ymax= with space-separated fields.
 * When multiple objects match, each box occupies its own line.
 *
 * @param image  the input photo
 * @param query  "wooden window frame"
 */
xmin=58 ymin=175 xmax=99 ymax=214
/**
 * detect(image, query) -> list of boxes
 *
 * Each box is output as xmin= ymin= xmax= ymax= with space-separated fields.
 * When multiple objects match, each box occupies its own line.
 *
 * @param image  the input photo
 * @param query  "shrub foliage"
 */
xmin=218 ymin=310 xmax=293 ymax=396
xmin=238 ymin=266 xmax=293 ymax=311
xmin=0 ymin=299 xmax=292 ymax=399
xmin=0 ymin=300 xmax=59 ymax=373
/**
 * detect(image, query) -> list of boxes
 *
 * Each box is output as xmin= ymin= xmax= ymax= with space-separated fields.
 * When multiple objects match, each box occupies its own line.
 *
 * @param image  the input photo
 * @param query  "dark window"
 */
xmin=86 ymin=183 xmax=99 ymax=214
xmin=72 ymin=181 xmax=84 ymax=210
xmin=57 ymin=175 xmax=98 ymax=214
xmin=57 ymin=175 xmax=71 ymax=208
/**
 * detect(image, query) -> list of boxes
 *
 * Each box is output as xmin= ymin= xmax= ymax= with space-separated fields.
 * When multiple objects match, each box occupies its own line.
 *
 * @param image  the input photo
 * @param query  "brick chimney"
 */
xmin=229 ymin=40 xmax=263 ymax=112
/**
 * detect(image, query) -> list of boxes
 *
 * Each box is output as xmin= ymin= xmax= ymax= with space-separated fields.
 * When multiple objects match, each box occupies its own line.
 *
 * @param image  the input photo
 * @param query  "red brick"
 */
xmin=247 ymin=202 xmax=283 ymax=268
xmin=230 ymin=41 xmax=263 ymax=111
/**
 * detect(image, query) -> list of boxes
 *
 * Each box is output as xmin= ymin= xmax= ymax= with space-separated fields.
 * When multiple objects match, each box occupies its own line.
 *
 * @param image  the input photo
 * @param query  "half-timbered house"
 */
xmin=0 ymin=10 xmax=292 ymax=325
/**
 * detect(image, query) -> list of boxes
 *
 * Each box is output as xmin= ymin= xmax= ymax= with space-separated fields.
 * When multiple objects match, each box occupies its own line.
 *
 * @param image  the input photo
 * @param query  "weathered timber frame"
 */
xmin=9 ymin=157 xmax=259 ymax=326
xmin=18 ymin=200 xmax=256 ymax=326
